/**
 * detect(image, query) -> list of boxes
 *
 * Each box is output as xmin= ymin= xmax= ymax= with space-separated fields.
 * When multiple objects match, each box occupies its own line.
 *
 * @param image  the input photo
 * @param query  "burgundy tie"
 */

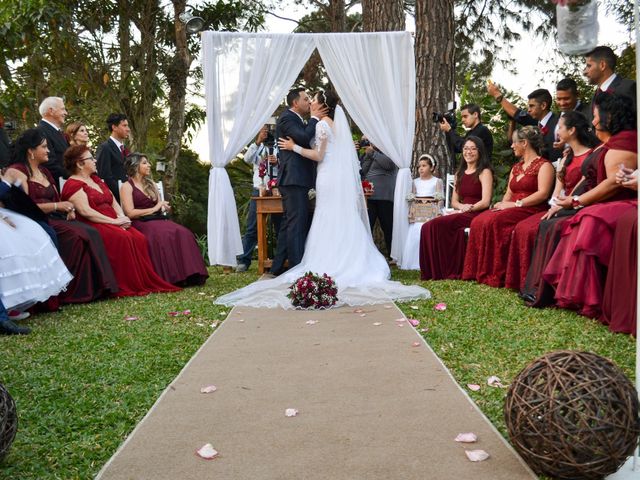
xmin=120 ymin=144 xmax=125 ymax=158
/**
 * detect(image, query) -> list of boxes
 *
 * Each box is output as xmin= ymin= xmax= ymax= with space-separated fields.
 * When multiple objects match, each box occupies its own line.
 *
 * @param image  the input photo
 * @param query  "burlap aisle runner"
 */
xmin=96 ymin=304 xmax=536 ymax=480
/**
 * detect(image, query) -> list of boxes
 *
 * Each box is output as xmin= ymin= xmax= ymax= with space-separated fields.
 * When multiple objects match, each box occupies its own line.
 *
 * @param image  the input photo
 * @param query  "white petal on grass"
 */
xmin=410 ymin=305 xmax=419 ymax=310
xmin=285 ymin=408 xmax=299 ymax=417
xmin=196 ymin=443 xmax=219 ymax=460
xmin=487 ymin=376 xmax=505 ymax=388
xmin=465 ymin=449 xmax=490 ymax=462
xmin=467 ymin=384 xmax=481 ymax=391
xmin=455 ymin=433 xmax=478 ymax=443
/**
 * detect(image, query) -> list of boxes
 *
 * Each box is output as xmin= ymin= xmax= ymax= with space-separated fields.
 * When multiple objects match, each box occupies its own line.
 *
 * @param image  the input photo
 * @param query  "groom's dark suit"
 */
xmin=271 ymin=109 xmax=319 ymax=275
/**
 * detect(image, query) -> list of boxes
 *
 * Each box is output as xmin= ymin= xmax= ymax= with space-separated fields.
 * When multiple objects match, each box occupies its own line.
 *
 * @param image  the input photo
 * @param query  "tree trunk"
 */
xmin=361 ymin=0 xmax=404 ymax=32
xmin=414 ymin=0 xmax=455 ymax=176
xmin=326 ymin=0 xmax=347 ymax=32
xmin=162 ymin=0 xmax=191 ymax=199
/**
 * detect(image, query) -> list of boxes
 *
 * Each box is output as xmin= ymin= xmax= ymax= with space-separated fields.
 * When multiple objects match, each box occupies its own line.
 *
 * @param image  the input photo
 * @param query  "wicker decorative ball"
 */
xmin=505 ymin=351 xmax=639 ymax=480
xmin=0 ymin=384 xmax=17 ymax=463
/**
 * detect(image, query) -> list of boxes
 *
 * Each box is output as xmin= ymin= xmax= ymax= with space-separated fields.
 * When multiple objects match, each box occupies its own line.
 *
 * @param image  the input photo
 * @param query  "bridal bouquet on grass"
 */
xmin=288 ymin=272 xmax=338 ymax=309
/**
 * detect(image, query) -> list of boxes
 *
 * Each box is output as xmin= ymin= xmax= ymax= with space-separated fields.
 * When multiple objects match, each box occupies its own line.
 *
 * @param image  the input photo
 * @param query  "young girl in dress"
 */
xmin=399 ymin=154 xmax=443 ymax=270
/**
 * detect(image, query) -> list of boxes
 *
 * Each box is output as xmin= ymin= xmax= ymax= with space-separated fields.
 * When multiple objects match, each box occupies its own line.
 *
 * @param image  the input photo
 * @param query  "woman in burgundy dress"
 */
xmin=61 ymin=145 xmax=180 ymax=297
xmin=543 ymin=94 xmax=637 ymax=319
xmin=462 ymin=126 xmax=554 ymax=287
xmin=6 ymin=129 xmax=118 ymax=303
xmin=119 ymin=153 xmax=208 ymax=286
xmin=419 ymin=136 xmax=493 ymax=280
xmin=505 ymin=112 xmax=599 ymax=291
xmin=601 ymin=166 xmax=637 ymax=335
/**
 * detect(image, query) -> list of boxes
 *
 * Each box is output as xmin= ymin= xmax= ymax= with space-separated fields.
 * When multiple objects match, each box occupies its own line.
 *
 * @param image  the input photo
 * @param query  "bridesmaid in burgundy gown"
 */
xmin=119 ymin=153 xmax=208 ymax=286
xmin=505 ymin=112 xmax=599 ymax=291
xmin=61 ymin=145 xmax=180 ymax=297
xmin=6 ymin=129 xmax=118 ymax=303
xmin=419 ymin=136 xmax=493 ymax=280
xmin=543 ymin=94 xmax=637 ymax=319
xmin=462 ymin=126 xmax=554 ymax=287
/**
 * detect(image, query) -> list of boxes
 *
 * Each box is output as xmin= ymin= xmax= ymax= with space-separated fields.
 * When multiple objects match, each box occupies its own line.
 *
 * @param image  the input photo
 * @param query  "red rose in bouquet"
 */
xmin=288 ymin=271 xmax=338 ymax=309
xmin=362 ymin=180 xmax=374 ymax=195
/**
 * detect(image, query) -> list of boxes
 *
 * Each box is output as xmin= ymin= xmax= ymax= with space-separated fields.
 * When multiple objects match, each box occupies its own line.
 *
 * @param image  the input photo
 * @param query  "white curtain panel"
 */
xmin=315 ymin=31 xmax=416 ymax=264
xmin=202 ymin=32 xmax=316 ymax=265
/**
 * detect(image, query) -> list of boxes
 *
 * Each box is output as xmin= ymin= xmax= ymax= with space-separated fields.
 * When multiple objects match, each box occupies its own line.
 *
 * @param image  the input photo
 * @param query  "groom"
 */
xmin=271 ymin=88 xmax=326 ymax=276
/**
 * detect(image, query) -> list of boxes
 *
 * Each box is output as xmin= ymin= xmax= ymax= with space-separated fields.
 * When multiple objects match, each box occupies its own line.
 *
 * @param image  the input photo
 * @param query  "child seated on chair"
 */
xmin=399 ymin=154 xmax=443 ymax=270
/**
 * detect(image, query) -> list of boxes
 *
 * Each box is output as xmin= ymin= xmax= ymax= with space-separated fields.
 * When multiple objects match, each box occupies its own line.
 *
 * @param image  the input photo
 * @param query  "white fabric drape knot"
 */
xmin=202 ymin=31 xmax=416 ymax=266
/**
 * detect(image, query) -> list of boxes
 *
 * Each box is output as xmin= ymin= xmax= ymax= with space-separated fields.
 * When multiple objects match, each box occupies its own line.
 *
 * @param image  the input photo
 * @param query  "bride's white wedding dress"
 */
xmin=216 ymin=106 xmax=430 ymax=308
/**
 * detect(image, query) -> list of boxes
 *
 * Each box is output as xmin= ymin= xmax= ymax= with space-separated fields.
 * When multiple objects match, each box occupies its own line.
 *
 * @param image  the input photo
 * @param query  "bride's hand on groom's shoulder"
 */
xmin=278 ymin=137 xmax=295 ymax=151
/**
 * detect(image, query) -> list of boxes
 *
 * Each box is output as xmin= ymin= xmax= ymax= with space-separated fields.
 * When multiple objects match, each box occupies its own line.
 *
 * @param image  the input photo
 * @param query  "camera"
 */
xmin=432 ymin=101 xmax=457 ymax=127
xmin=2 ymin=120 xmax=16 ymax=131
xmin=359 ymin=138 xmax=370 ymax=148
xmin=264 ymin=123 xmax=276 ymax=155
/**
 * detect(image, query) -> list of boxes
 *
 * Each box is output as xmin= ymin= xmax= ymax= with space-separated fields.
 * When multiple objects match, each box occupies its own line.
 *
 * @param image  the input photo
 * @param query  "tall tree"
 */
xmin=361 ymin=0 xmax=404 ymax=32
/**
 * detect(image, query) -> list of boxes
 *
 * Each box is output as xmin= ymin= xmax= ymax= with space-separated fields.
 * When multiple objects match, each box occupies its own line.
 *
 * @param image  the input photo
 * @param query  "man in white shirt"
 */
xmin=37 ymin=96 xmax=69 ymax=186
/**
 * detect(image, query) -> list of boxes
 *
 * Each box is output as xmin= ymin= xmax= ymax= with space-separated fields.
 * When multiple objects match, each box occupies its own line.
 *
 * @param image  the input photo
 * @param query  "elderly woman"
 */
xmin=419 ymin=136 xmax=493 ymax=279
xmin=119 ymin=153 xmax=208 ymax=286
xmin=64 ymin=121 xmax=90 ymax=147
xmin=462 ymin=126 xmax=555 ymax=287
xmin=543 ymin=93 xmax=637 ymax=319
xmin=61 ymin=145 xmax=179 ymax=297
xmin=0 ymin=169 xmax=72 ymax=334
xmin=6 ymin=129 xmax=118 ymax=303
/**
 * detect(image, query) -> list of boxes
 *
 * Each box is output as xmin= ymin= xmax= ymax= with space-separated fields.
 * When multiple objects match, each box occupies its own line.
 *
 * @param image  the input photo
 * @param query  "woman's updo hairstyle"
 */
xmin=12 ymin=128 xmax=46 ymax=176
xmin=316 ymin=89 xmax=339 ymax=120
xmin=557 ymin=111 xmax=599 ymax=184
xmin=514 ymin=125 xmax=545 ymax=157
xmin=65 ymin=121 xmax=87 ymax=146
xmin=63 ymin=145 xmax=91 ymax=174
xmin=125 ymin=153 xmax=158 ymax=201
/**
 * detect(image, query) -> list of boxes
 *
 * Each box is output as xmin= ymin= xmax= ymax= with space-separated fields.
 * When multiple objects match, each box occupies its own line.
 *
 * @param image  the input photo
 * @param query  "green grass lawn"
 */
xmin=0 ymin=266 xmax=635 ymax=479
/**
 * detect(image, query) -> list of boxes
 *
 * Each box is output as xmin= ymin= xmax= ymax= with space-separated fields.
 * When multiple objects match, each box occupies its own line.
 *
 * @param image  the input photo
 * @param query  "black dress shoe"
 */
xmin=0 ymin=320 xmax=31 ymax=335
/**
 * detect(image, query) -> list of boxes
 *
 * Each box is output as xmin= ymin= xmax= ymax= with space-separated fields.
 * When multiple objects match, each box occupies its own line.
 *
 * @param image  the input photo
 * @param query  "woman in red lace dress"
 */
xmin=543 ymin=94 xmax=637 ymax=319
xmin=6 ymin=129 xmax=118 ymax=303
xmin=119 ymin=153 xmax=208 ymax=286
xmin=419 ymin=136 xmax=493 ymax=280
xmin=462 ymin=126 xmax=554 ymax=287
xmin=505 ymin=112 xmax=599 ymax=291
xmin=60 ymin=145 xmax=180 ymax=297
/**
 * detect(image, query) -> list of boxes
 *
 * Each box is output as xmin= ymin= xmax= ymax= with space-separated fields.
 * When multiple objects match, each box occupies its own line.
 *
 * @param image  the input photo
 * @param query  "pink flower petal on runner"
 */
xmin=373 ymin=322 xmax=382 ymax=326
xmin=397 ymin=324 xmax=405 ymax=327
xmin=408 ymin=319 xmax=419 ymax=326
xmin=360 ymin=313 xmax=367 ymax=317
xmin=411 ymin=341 xmax=421 ymax=347
xmin=196 ymin=443 xmax=219 ymax=460
xmin=487 ymin=376 xmax=505 ymax=388
xmin=200 ymin=385 xmax=217 ymax=394
xmin=285 ymin=408 xmax=299 ymax=417
xmin=306 ymin=320 xmax=318 ymax=325
xmin=455 ymin=433 xmax=478 ymax=443
xmin=124 ymin=315 xmax=139 ymax=321
xmin=395 ymin=318 xmax=406 ymax=323
xmin=465 ymin=449 xmax=490 ymax=462
xmin=354 ymin=308 xmax=365 ymax=313
xmin=237 ymin=319 xmax=245 ymax=322
xmin=384 ymin=305 xmax=392 ymax=309
xmin=467 ymin=384 xmax=481 ymax=391
xmin=434 ymin=303 xmax=447 ymax=311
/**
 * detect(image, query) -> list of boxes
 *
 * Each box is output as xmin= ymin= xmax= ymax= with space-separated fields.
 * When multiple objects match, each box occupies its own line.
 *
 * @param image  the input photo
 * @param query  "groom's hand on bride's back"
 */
xmin=310 ymin=102 xmax=328 ymax=119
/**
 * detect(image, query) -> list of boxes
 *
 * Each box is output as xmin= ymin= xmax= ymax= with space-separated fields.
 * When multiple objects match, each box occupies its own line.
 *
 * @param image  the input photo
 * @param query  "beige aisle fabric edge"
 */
xmin=95 ymin=303 xmax=537 ymax=480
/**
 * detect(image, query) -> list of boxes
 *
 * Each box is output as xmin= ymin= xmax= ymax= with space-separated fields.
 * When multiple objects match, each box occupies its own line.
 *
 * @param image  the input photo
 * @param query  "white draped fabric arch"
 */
xmin=202 ymin=31 xmax=416 ymax=266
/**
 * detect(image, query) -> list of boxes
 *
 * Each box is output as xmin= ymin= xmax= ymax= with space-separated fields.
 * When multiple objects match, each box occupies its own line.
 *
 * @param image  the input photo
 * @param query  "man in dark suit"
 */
xmin=584 ymin=46 xmax=636 ymax=115
xmin=0 ymin=170 xmax=31 ymax=334
xmin=488 ymin=85 xmax=562 ymax=163
xmin=438 ymin=103 xmax=493 ymax=158
xmin=37 ymin=96 xmax=69 ymax=187
xmin=553 ymin=78 xmax=591 ymax=151
xmin=270 ymin=88 xmax=326 ymax=275
xmin=0 ymin=122 xmax=11 ymax=169
xmin=96 ymin=113 xmax=131 ymax=202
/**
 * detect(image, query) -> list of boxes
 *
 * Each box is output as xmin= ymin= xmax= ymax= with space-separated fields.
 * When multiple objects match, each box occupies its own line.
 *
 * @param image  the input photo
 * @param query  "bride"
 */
xmin=216 ymin=90 xmax=429 ymax=308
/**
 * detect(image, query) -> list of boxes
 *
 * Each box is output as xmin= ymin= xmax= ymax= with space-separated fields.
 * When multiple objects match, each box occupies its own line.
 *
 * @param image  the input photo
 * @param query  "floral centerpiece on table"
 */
xmin=362 ymin=180 xmax=374 ymax=195
xmin=288 ymin=271 xmax=338 ymax=309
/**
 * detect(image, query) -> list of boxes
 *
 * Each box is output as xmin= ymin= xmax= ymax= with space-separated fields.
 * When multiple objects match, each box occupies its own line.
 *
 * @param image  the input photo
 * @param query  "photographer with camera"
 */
xmin=235 ymin=121 xmax=280 ymax=273
xmin=438 ymin=103 xmax=493 ymax=158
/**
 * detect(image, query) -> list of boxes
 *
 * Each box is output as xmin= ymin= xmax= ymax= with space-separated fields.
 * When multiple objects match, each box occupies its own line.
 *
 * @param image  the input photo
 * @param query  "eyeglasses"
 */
xmin=462 ymin=146 xmax=478 ymax=152
xmin=81 ymin=155 xmax=96 ymax=162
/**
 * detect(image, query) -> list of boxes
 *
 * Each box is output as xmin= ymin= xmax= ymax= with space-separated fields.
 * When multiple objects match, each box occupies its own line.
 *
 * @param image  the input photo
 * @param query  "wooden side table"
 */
xmin=254 ymin=195 xmax=283 ymax=274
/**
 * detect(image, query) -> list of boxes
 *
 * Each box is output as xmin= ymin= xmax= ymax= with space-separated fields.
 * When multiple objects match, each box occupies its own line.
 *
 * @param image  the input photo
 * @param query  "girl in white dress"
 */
xmin=399 ymin=155 xmax=443 ymax=270
xmin=216 ymin=91 xmax=429 ymax=308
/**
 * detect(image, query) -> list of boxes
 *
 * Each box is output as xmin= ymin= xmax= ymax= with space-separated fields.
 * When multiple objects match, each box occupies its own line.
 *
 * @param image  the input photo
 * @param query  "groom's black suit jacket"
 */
xmin=38 ymin=120 xmax=69 ymax=186
xmin=276 ymin=109 xmax=319 ymax=188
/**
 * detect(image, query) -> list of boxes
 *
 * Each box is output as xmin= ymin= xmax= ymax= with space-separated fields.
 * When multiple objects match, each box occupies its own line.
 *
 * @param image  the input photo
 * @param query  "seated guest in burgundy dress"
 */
xmin=462 ymin=126 xmax=554 ymax=287
xmin=119 ymin=153 xmax=208 ymax=286
xmin=506 ymin=111 xmax=599 ymax=291
xmin=602 ymin=166 xmax=638 ymax=335
xmin=61 ymin=145 xmax=180 ymax=297
xmin=6 ymin=129 xmax=118 ymax=303
xmin=419 ymin=136 xmax=493 ymax=280
xmin=543 ymin=94 xmax=637 ymax=319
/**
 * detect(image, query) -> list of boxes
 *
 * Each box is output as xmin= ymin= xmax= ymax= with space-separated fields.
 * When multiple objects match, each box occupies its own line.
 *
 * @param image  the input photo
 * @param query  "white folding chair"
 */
xmin=156 ymin=180 xmax=164 ymax=201
xmin=445 ymin=173 xmax=455 ymax=210
xmin=58 ymin=177 xmax=66 ymax=193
